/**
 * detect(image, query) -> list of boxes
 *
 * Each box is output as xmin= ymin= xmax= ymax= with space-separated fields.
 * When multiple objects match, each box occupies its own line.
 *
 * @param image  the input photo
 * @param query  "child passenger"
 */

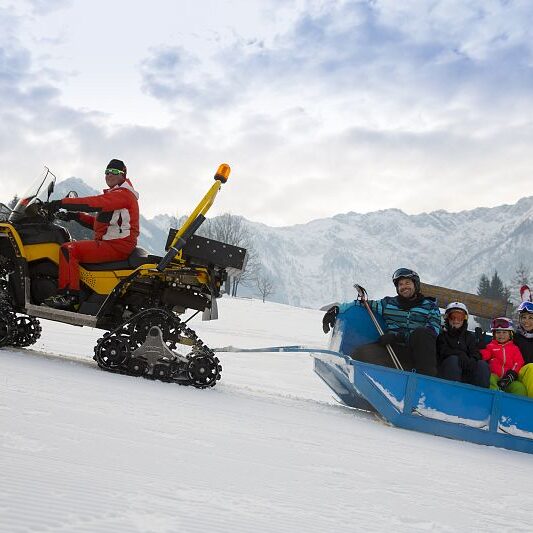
xmin=516 ymin=301 xmax=533 ymax=397
xmin=480 ymin=317 xmax=527 ymax=396
xmin=437 ymin=302 xmax=490 ymax=387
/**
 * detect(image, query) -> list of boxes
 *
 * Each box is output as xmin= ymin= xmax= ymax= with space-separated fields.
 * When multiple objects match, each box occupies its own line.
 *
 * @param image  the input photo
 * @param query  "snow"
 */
xmin=366 ymin=374 xmax=405 ymax=412
xmin=2 ymin=296 xmax=533 ymax=532
xmin=414 ymin=398 xmax=489 ymax=429
xmin=499 ymin=422 xmax=533 ymax=439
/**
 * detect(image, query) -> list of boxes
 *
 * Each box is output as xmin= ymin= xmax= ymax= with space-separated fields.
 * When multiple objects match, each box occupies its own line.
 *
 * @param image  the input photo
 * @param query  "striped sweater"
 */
xmin=339 ymin=295 xmax=441 ymax=340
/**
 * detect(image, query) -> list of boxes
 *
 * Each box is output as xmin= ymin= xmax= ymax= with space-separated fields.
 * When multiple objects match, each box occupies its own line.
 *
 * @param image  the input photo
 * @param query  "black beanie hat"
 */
xmin=107 ymin=159 xmax=126 ymax=172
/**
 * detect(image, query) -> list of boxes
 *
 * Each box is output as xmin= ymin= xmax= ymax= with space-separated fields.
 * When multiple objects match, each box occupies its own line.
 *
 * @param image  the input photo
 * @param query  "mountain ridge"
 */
xmin=53 ymin=177 xmax=533 ymax=308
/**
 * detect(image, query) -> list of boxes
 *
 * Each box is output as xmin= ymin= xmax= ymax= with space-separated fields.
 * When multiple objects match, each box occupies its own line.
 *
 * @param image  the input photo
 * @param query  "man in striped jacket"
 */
xmin=44 ymin=159 xmax=139 ymax=311
xmin=323 ymin=268 xmax=441 ymax=376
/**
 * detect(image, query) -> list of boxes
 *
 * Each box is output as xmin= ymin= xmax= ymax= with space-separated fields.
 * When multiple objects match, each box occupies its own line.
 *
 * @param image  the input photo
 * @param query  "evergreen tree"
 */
xmin=490 ymin=271 xmax=510 ymax=302
xmin=477 ymin=274 xmax=490 ymax=297
xmin=475 ymin=271 xmax=510 ymax=331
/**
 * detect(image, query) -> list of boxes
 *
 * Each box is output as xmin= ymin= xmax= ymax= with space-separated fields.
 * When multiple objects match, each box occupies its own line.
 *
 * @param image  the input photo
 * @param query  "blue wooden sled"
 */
xmin=313 ymin=304 xmax=533 ymax=455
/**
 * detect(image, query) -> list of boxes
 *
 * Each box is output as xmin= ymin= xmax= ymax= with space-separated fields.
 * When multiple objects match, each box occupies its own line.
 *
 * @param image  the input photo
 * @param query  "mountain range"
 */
xmin=52 ymin=177 xmax=533 ymax=309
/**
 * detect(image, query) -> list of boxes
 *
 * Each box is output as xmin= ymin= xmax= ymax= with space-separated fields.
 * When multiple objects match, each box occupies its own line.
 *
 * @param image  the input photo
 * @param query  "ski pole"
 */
xmin=353 ymin=284 xmax=403 ymax=371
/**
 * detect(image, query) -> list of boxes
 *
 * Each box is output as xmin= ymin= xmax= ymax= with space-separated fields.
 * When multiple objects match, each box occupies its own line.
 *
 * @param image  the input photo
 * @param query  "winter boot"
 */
xmin=43 ymin=293 xmax=79 ymax=311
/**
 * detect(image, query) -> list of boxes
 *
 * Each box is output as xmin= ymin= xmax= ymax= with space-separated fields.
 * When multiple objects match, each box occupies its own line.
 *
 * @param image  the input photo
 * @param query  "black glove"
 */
xmin=55 ymin=210 xmax=78 ymax=222
xmin=497 ymin=370 xmax=518 ymax=390
xmin=322 ymin=306 xmax=339 ymax=334
xmin=378 ymin=332 xmax=404 ymax=347
xmin=46 ymin=200 xmax=62 ymax=213
xmin=459 ymin=354 xmax=478 ymax=375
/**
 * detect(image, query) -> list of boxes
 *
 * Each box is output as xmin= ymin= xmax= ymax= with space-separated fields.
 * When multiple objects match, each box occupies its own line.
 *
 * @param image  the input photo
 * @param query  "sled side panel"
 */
xmin=498 ymin=394 xmax=533 ymax=438
xmin=352 ymin=361 xmax=533 ymax=455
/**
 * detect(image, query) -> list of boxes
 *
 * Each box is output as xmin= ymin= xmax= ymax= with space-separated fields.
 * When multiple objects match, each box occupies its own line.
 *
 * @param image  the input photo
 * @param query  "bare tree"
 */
xmin=510 ymin=263 xmax=530 ymax=306
xmin=256 ymin=270 xmax=274 ymax=303
xmin=513 ymin=263 xmax=530 ymax=288
xmin=198 ymin=213 xmax=259 ymax=296
xmin=230 ymin=246 xmax=259 ymax=296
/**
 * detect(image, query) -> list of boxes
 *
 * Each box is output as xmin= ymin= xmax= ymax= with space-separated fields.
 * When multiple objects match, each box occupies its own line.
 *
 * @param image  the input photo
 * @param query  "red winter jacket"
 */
xmin=61 ymin=179 xmax=139 ymax=250
xmin=480 ymin=339 xmax=524 ymax=377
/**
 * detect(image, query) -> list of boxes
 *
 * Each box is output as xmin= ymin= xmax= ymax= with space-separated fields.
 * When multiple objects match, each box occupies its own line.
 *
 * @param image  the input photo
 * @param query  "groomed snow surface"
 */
xmin=2 ymin=297 xmax=533 ymax=532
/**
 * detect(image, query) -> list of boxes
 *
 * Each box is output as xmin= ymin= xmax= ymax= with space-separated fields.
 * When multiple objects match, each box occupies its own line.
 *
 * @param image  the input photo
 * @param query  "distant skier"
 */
xmin=480 ymin=317 xmax=526 ymax=395
xmin=43 ymin=159 xmax=139 ymax=310
xmin=322 ymin=268 xmax=441 ymax=376
xmin=436 ymin=302 xmax=490 ymax=387
xmin=520 ymin=284 xmax=531 ymax=304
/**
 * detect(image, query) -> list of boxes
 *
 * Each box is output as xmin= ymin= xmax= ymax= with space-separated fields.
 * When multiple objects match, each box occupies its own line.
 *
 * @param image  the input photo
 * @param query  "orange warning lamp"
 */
xmin=214 ymin=164 xmax=231 ymax=183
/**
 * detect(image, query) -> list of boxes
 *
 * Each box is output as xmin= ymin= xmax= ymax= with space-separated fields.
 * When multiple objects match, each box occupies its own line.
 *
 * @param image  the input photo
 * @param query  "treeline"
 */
xmin=476 ymin=263 xmax=530 ymax=330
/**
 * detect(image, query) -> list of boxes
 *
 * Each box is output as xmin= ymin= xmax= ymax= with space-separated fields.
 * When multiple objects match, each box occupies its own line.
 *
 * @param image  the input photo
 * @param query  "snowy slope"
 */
xmin=2 ymin=297 xmax=533 ymax=532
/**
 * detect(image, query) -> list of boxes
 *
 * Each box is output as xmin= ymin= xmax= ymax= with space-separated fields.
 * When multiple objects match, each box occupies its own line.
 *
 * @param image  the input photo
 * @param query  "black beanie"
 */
xmin=107 ymin=159 xmax=126 ymax=172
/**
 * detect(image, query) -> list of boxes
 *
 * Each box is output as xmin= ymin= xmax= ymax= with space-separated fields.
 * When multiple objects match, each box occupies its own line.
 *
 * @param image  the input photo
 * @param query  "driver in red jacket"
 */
xmin=44 ymin=159 xmax=139 ymax=310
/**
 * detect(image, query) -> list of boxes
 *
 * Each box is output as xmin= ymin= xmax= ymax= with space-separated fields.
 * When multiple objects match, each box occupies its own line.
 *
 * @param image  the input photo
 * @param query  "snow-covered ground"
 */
xmin=2 ymin=297 xmax=533 ymax=532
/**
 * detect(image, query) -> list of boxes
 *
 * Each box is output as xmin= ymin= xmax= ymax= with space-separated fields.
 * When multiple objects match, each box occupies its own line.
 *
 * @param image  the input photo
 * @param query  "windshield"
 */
xmin=9 ymin=167 xmax=57 ymax=222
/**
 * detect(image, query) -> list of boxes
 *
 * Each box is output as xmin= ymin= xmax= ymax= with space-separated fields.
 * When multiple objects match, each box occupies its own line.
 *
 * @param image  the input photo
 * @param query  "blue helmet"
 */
xmin=518 ymin=301 xmax=533 ymax=314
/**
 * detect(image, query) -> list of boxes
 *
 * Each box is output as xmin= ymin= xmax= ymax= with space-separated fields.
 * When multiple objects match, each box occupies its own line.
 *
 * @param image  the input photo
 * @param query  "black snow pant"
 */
xmin=438 ymin=355 xmax=490 ymax=388
xmin=351 ymin=327 xmax=437 ymax=377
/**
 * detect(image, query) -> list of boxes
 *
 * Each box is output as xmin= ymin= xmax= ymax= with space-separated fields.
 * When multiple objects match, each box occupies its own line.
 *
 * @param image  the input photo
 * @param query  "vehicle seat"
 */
xmin=80 ymin=247 xmax=161 ymax=271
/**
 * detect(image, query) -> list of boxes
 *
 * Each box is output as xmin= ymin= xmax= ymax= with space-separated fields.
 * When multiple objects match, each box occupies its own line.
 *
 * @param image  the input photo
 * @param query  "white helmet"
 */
xmin=445 ymin=302 xmax=468 ymax=319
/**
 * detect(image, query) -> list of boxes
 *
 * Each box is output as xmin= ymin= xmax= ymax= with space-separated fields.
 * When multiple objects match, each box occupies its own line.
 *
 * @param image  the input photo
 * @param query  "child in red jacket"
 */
xmin=480 ymin=317 xmax=527 ymax=395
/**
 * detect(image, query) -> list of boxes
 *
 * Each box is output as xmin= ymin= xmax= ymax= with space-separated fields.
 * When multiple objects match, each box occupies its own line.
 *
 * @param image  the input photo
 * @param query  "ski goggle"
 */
xmin=491 ymin=317 xmax=514 ymax=331
xmin=105 ymin=168 xmax=125 ymax=175
xmin=518 ymin=301 xmax=533 ymax=314
xmin=447 ymin=311 xmax=466 ymax=321
xmin=392 ymin=268 xmax=419 ymax=283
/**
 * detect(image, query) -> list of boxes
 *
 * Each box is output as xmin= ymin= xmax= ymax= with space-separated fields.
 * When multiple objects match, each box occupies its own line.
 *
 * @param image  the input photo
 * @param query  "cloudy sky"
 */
xmin=1 ymin=0 xmax=532 ymax=225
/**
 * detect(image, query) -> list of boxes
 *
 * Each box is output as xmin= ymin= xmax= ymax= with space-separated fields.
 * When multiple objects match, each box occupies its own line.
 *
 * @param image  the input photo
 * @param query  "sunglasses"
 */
xmin=105 ymin=168 xmax=125 ymax=176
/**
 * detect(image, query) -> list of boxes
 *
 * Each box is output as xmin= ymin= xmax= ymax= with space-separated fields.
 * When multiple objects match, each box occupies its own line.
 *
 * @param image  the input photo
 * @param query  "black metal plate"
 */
xmin=166 ymin=231 xmax=247 ymax=273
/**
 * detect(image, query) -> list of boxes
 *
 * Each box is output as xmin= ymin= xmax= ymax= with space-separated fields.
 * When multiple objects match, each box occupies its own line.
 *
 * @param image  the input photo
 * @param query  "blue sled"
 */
xmin=313 ymin=304 xmax=533 ymax=455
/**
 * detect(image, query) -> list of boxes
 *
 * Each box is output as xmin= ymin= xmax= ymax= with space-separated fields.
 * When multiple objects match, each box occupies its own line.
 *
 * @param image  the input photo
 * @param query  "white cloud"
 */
xmin=1 ymin=0 xmax=533 ymax=225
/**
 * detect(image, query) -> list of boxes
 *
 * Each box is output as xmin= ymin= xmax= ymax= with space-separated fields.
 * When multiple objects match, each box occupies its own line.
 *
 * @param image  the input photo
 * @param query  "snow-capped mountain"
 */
xmin=53 ymin=177 xmax=533 ymax=308
xmin=243 ymin=197 xmax=533 ymax=308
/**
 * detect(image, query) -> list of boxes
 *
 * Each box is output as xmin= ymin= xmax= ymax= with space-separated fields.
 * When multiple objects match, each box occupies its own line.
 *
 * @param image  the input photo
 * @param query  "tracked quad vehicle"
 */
xmin=0 ymin=164 xmax=247 ymax=388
